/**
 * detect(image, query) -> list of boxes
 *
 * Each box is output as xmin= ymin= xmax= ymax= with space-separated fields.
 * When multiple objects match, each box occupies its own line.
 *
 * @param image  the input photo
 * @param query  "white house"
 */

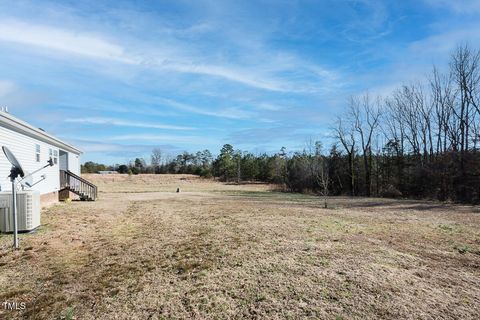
xmin=0 ymin=110 xmax=96 ymax=205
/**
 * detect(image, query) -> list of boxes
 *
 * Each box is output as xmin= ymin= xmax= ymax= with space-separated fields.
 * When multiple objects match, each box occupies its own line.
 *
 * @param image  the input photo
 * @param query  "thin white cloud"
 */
xmin=409 ymin=26 xmax=480 ymax=56
xmin=73 ymin=142 xmax=126 ymax=153
xmin=348 ymin=22 xmax=480 ymax=106
xmin=0 ymin=19 xmax=339 ymax=93
xmin=105 ymin=134 xmax=217 ymax=144
xmin=65 ymin=117 xmax=194 ymax=130
xmin=0 ymin=80 xmax=15 ymax=97
xmin=340 ymin=0 xmax=392 ymax=44
xmin=253 ymin=103 xmax=283 ymax=111
xmin=0 ymin=20 xmax=134 ymax=63
xmin=423 ymin=0 xmax=480 ymax=13
xmin=165 ymin=63 xmax=291 ymax=92
xmin=158 ymin=98 xmax=254 ymax=119
xmin=63 ymin=139 xmax=180 ymax=155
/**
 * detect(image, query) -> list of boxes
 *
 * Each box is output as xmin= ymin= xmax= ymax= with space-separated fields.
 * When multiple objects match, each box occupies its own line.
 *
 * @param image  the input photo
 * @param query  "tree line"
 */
xmin=82 ymin=45 xmax=480 ymax=203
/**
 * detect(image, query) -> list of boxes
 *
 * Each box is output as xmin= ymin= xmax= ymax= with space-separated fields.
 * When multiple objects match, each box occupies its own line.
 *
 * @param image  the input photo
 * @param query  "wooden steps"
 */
xmin=60 ymin=170 xmax=98 ymax=201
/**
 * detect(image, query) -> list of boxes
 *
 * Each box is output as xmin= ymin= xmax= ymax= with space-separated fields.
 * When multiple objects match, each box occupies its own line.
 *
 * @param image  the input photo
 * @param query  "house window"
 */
xmin=35 ymin=144 xmax=40 ymax=162
xmin=49 ymin=148 xmax=58 ymax=165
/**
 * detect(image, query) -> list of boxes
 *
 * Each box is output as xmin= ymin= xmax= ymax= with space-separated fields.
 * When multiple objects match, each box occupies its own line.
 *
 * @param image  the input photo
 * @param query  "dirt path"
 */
xmin=1 ymin=175 xmax=479 ymax=319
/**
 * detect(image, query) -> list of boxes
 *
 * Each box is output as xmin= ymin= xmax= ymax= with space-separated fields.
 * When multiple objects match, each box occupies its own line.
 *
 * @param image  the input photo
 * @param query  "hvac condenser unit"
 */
xmin=0 ymin=190 xmax=41 ymax=232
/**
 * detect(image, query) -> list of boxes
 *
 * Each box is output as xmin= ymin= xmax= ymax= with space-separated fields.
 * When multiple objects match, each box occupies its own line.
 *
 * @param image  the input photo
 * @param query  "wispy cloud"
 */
xmin=0 ymin=20 xmax=133 ymax=63
xmin=338 ymin=0 xmax=393 ymax=44
xmin=0 ymin=80 xmax=15 ymax=97
xmin=228 ymin=125 xmax=312 ymax=145
xmin=0 ymin=18 xmax=339 ymax=93
xmin=64 ymin=117 xmax=194 ymax=130
xmin=423 ymin=0 xmax=480 ymax=13
xmin=162 ymin=63 xmax=297 ymax=92
xmin=409 ymin=25 xmax=480 ymax=56
xmin=252 ymin=103 xmax=284 ymax=111
xmin=359 ymin=22 xmax=480 ymax=98
xmin=158 ymin=98 xmax=254 ymax=120
xmin=105 ymin=134 xmax=218 ymax=145
xmin=64 ymin=138 xmax=182 ymax=158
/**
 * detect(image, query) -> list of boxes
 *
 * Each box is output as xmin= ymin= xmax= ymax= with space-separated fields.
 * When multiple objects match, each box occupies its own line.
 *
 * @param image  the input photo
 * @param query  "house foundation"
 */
xmin=40 ymin=191 xmax=58 ymax=207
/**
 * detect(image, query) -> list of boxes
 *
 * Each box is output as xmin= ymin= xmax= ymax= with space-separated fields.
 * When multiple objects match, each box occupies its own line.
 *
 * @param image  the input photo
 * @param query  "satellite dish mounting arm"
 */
xmin=2 ymin=147 xmax=53 ymax=249
xmin=17 ymin=158 xmax=54 ymax=187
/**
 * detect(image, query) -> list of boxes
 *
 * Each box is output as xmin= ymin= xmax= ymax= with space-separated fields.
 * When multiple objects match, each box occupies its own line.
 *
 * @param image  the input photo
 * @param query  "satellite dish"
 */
xmin=19 ymin=171 xmax=33 ymax=188
xmin=2 ymin=146 xmax=24 ymax=178
xmin=3 ymin=145 xmax=52 ymax=249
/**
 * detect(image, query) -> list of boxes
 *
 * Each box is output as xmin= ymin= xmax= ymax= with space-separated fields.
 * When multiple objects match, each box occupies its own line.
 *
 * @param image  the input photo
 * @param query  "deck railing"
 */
xmin=60 ymin=170 xmax=97 ymax=201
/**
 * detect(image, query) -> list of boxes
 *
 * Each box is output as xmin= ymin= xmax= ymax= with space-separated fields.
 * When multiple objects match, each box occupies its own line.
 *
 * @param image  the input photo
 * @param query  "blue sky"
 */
xmin=1 ymin=0 xmax=480 ymax=164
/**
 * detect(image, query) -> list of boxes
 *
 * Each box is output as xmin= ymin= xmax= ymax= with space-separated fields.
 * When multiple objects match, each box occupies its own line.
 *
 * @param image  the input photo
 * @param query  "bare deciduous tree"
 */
xmin=315 ymin=155 xmax=330 ymax=208
xmin=150 ymin=148 xmax=163 ymax=173
xmin=350 ymin=93 xmax=381 ymax=196
xmin=334 ymin=116 xmax=356 ymax=196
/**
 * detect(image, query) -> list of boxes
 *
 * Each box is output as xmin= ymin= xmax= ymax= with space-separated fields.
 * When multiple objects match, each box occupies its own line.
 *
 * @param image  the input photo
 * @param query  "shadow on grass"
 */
xmin=223 ymin=190 xmax=478 ymax=213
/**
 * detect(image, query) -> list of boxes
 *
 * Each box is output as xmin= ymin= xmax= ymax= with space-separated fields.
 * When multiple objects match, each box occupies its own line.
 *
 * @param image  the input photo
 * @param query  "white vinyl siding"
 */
xmin=0 ymin=126 xmax=60 ymax=195
xmin=68 ymin=152 xmax=81 ymax=175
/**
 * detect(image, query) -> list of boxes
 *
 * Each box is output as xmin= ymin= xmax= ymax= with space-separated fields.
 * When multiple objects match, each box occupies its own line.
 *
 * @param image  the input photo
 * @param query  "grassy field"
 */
xmin=1 ymin=174 xmax=479 ymax=319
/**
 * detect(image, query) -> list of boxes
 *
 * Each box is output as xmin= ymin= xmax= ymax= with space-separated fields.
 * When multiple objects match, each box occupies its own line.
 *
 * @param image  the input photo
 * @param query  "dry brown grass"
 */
xmin=1 ymin=174 xmax=479 ymax=319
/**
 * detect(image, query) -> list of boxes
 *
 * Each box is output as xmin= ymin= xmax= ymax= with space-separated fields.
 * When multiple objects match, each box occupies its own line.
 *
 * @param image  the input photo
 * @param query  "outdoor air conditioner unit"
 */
xmin=0 ymin=190 xmax=41 ymax=232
